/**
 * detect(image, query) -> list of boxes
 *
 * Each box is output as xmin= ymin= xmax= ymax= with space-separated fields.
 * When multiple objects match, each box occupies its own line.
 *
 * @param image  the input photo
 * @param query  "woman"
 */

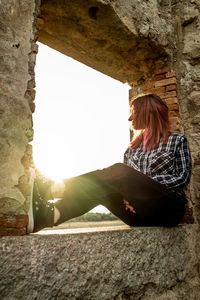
xmin=28 ymin=94 xmax=192 ymax=233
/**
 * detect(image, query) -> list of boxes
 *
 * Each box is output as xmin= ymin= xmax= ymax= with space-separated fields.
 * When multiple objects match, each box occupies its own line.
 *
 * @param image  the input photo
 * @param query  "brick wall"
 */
xmin=143 ymin=68 xmax=182 ymax=133
xmin=0 ymin=215 xmax=28 ymax=236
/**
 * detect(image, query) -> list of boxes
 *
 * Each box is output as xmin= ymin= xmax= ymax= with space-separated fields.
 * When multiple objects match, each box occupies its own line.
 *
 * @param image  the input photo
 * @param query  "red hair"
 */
xmin=129 ymin=94 xmax=171 ymax=152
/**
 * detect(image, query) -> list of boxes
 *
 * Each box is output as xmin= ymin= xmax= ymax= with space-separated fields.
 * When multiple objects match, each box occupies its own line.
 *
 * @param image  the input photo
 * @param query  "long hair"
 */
xmin=129 ymin=94 xmax=170 ymax=152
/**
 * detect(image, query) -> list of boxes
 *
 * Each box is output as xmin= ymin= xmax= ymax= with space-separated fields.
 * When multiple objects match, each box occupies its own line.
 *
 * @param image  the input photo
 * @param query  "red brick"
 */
xmin=154 ymin=74 xmax=166 ymax=81
xmin=194 ymin=159 xmax=200 ymax=166
xmin=0 ymin=227 xmax=27 ymax=236
xmin=145 ymin=86 xmax=165 ymax=95
xmin=165 ymin=91 xmax=177 ymax=98
xmin=169 ymin=116 xmax=179 ymax=122
xmin=155 ymin=77 xmax=176 ymax=87
xmin=169 ymin=111 xmax=179 ymax=117
xmin=0 ymin=215 xmax=28 ymax=228
xmin=168 ymin=103 xmax=179 ymax=111
xmin=166 ymin=71 xmax=176 ymax=78
xmin=165 ymin=97 xmax=178 ymax=105
xmin=143 ymin=80 xmax=154 ymax=91
xmin=166 ymin=84 xmax=177 ymax=91
xmin=154 ymin=68 xmax=171 ymax=75
xmin=159 ymin=91 xmax=177 ymax=99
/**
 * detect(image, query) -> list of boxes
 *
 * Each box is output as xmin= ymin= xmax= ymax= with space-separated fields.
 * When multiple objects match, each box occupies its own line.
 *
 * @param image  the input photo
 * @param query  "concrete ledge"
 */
xmin=0 ymin=225 xmax=200 ymax=299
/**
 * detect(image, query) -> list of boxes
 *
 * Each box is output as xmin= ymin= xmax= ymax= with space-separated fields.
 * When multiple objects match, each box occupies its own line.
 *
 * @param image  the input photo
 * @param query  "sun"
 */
xmin=32 ymin=141 xmax=75 ymax=181
xmin=32 ymin=42 xmax=129 ymax=184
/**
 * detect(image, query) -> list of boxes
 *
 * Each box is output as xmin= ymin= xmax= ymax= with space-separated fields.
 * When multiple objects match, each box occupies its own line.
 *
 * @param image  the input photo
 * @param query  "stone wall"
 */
xmin=1 ymin=226 xmax=200 ymax=299
xmin=0 ymin=0 xmax=40 ymax=235
xmin=172 ymin=0 xmax=200 ymax=224
xmin=129 ymin=68 xmax=180 ymax=131
xmin=37 ymin=0 xmax=169 ymax=83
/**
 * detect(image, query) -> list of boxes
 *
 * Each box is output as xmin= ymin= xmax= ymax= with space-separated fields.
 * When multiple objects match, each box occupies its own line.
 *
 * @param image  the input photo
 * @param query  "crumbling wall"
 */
xmin=0 ymin=0 xmax=40 ymax=235
xmin=0 ymin=0 xmax=199 ymax=231
xmin=37 ymin=0 xmax=170 ymax=83
xmin=172 ymin=0 xmax=200 ymax=223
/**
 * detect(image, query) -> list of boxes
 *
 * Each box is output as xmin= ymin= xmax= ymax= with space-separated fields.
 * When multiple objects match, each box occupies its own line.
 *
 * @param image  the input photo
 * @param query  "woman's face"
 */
xmin=128 ymin=107 xmax=139 ymax=129
xmin=128 ymin=105 xmax=144 ymax=130
xmin=128 ymin=111 xmax=136 ymax=128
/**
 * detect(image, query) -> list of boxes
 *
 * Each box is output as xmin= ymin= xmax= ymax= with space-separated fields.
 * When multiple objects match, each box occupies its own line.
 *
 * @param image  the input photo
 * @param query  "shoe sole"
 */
xmin=27 ymin=168 xmax=35 ymax=233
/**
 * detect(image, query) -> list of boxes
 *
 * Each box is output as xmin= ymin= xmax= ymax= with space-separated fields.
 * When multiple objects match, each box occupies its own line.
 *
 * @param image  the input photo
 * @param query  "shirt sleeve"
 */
xmin=152 ymin=135 xmax=192 ymax=190
xmin=123 ymin=148 xmax=129 ymax=165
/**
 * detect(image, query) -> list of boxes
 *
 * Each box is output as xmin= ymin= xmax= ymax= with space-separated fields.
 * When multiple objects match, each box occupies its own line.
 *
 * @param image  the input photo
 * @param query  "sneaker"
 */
xmin=27 ymin=173 xmax=54 ymax=233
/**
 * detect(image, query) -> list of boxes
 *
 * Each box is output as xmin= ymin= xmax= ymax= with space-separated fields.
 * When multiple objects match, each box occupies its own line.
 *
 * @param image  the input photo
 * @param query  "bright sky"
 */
xmin=32 ymin=42 xmax=130 ymax=213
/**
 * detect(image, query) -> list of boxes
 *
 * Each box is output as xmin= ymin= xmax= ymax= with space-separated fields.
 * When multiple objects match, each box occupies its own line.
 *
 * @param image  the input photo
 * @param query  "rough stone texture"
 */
xmin=0 ymin=0 xmax=40 ymax=230
xmin=171 ymin=0 xmax=200 ymax=224
xmin=38 ymin=0 xmax=169 ymax=83
xmin=0 ymin=226 xmax=200 ymax=300
xmin=0 ymin=0 xmax=38 ymax=218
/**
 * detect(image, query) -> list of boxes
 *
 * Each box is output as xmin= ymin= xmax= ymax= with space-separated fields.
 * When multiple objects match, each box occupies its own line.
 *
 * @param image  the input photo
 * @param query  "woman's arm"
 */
xmin=152 ymin=135 xmax=192 ymax=190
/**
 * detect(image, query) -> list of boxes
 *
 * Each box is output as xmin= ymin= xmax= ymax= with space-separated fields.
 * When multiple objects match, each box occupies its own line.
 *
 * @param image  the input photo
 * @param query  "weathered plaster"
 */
xmin=0 ymin=0 xmax=37 ymax=215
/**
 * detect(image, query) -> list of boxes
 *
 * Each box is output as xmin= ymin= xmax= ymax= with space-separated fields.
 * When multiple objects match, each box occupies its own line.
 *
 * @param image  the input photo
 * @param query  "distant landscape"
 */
xmin=65 ymin=212 xmax=119 ymax=223
xmin=50 ymin=213 xmax=125 ymax=231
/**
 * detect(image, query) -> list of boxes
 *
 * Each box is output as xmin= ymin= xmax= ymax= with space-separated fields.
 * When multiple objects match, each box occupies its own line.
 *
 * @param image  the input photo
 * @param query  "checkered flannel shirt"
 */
xmin=124 ymin=133 xmax=192 ymax=196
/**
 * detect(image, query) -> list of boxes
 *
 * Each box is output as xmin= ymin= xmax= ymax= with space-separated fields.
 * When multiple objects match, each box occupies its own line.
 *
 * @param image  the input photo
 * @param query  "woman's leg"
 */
xmin=54 ymin=163 xmax=186 ymax=226
xmin=54 ymin=172 xmax=114 ymax=224
xmin=97 ymin=163 xmax=186 ymax=226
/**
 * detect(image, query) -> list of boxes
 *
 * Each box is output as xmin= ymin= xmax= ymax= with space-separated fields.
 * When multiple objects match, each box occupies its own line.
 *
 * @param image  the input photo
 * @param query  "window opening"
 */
xmin=33 ymin=42 xmax=129 ymax=215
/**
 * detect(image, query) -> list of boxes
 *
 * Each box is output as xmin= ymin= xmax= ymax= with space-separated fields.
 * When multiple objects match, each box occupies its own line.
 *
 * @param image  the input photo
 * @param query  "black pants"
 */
xmin=55 ymin=163 xmax=186 ymax=227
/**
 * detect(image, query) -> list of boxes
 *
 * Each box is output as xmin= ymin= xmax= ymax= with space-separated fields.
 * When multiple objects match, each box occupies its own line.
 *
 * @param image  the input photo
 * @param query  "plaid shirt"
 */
xmin=124 ymin=133 xmax=192 ymax=195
